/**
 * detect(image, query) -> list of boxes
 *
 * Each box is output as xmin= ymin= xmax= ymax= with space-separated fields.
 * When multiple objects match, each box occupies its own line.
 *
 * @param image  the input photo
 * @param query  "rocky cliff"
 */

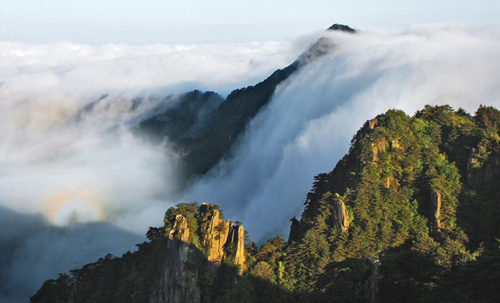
xmin=197 ymin=203 xmax=246 ymax=267
xmin=31 ymin=203 xmax=246 ymax=303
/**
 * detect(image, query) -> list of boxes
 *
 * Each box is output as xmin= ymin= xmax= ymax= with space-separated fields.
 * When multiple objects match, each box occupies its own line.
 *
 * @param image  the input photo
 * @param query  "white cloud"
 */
xmin=0 ymin=40 xmax=293 ymax=222
xmin=0 ymin=40 xmax=292 ymax=302
xmin=184 ymin=25 xmax=500 ymax=242
xmin=0 ymin=41 xmax=293 ymax=95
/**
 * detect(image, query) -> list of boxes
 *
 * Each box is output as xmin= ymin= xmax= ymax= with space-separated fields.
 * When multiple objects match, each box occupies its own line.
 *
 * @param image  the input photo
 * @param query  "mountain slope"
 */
xmin=32 ymin=104 xmax=500 ymax=302
xmin=136 ymin=24 xmax=356 ymax=178
xmin=277 ymin=105 xmax=500 ymax=302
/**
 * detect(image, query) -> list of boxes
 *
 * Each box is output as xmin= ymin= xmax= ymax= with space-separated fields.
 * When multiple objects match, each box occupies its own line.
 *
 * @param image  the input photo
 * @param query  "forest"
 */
xmin=32 ymin=104 xmax=500 ymax=302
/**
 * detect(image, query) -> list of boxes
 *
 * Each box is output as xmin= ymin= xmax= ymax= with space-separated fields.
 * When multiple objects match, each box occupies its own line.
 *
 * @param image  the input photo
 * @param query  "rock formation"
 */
xmin=199 ymin=204 xmax=231 ymax=264
xmin=382 ymin=177 xmax=392 ymax=189
xmin=333 ymin=194 xmax=350 ymax=232
xmin=430 ymin=190 xmax=442 ymax=235
xmin=361 ymin=257 xmax=381 ymax=303
xmin=155 ymin=203 xmax=247 ymax=303
xmin=196 ymin=203 xmax=246 ymax=268
xmin=155 ymin=235 xmax=201 ymax=303
xmin=167 ymin=214 xmax=190 ymax=261
xmin=371 ymin=139 xmax=386 ymax=163
xmin=390 ymin=139 xmax=401 ymax=149
xmin=368 ymin=118 xmax=378 ymax=130
xmin=226 ymin=224 xmax=246 ymax=267
xmin=288 ymin=217 xmax=300 ymax=244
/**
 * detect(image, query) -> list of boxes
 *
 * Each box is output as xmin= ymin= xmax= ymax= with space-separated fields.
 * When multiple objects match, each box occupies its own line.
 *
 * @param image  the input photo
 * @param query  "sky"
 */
xmin=2 ymin=1 xmax=500 ymax=302
xmin=1 ymin=0 xmax=500 ymax=45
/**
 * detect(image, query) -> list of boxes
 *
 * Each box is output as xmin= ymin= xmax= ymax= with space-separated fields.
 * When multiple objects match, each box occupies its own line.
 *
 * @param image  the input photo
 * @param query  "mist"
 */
xmin=0 ymin=41 xmax=292 ymax=302
xmin=183 ymin=24 xmax=500 ymax=241
xmin=2 ymin=25 xmax=500 ymax=302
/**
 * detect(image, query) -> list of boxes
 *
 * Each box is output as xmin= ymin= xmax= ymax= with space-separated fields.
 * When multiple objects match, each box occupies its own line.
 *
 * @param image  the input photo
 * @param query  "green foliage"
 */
xmin=256 ymin=236 xmax=286 ymax=265
xmin=250 ymin=261 xmax=275 ymax=282
xmin=281 ymin=104 xmax=500 ymax=302
xmin=164 ymin=202 xmax=200 ymax=244
xmin=30 ymin=274 xmax=72 ymax=303
xmin=31 ymin=202 xmax=228 ymax=303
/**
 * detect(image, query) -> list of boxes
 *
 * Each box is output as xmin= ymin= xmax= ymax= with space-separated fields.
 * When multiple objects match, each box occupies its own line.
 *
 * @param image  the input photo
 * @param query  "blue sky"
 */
xmin=1 ymin=0 xmax=500 ymax=44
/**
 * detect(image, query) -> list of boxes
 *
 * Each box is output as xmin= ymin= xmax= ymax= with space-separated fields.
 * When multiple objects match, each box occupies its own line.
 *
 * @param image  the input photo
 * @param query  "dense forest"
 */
xmin=32 ymin=105 xmax=500 ymax=302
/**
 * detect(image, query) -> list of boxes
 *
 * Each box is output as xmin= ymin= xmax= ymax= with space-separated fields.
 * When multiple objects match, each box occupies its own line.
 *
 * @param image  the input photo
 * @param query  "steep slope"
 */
xmin=275 ymin=105 xmax=500 ymax=302
xmin=136 ymin=24 xmax=356 ymax=177
xmin=31 ymin=203 xmax=247 ymax=303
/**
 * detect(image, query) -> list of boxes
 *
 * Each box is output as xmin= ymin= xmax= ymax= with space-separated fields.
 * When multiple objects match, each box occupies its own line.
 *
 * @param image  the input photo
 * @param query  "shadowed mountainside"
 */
xmin=135 ymin=24 xmax=356 ymax=178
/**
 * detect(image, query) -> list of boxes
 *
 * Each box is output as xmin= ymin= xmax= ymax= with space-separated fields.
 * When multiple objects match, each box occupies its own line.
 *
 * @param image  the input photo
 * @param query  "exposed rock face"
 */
xmin=371 ymin=139 xmax=386 ymax=163
xmin=198 ymin=203 xmax=246 ymax=268
xmin=368 ymin=118 xmax=378 ymax=130
xmin=361 ymin=257 xmax=381 ymax=303
xmin=168 ymin=214 xmax=190 ymax=242
xmin=199 ymin=203 xmax=231 ymax=264
xmin=390 ymin=139 xmax=402 ymax=149
xmin=226 ymin=224 xmax=246 ymax=268
xmin=153 ymin=238 xmax=201 ymax=303
xmin=430 ymin=190 xmax=442 ymax=235
xmin=382 ymin=177 xmax=392 ymax=189
xmin=333 ymin=194 xmax=350 ymax=232
xmin=288 ymin=217 xmax=300 ymax=244
xmin=167 ymin=214 xmax=190 ymax=261
xmin=155 ymin=204 xmax=247 ymax=303
xmin=152 ymin=215 xmax=201 ymax=303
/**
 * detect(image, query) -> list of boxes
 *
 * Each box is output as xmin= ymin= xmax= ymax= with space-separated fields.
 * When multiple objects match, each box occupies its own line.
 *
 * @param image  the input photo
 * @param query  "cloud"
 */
xmin=0 ymin=205 xmax=144 ymax=303
xmin=0 ymin=41 xmax=294 ymax=97
xmin=183 ymin=24 xmax=500 ymax=243
xmin=0 ymin=40 xmax=292 ymax=302
xmin=0 ymin=40 xmax=293 ymax=222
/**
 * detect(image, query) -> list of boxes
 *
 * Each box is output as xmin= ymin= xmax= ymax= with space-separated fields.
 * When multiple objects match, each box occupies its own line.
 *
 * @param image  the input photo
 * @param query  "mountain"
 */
xmin=135 ymin=24 xmax=356 ymax=178
xmin=31 ymin=203 xmax=247 ymax=303
xmin=282 ymin=104 xmax=500 ymax=302
xmin=31 ymin=104 xmax=500 ymax=303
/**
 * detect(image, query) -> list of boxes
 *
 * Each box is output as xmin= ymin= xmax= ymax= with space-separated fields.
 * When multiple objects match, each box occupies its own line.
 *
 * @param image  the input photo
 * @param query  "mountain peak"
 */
xmin=327 ymin=23 xmax=356 ymax=33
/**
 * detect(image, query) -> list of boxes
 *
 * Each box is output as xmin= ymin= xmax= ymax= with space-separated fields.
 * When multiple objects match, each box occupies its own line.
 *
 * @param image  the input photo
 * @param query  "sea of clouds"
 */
xmin=2 ymin=25 xmax=500 ymax=302
xmin=0 ymin=40 xmax=294 ymax=302
xmin=185 ymin=24 xmax=500 ymax=239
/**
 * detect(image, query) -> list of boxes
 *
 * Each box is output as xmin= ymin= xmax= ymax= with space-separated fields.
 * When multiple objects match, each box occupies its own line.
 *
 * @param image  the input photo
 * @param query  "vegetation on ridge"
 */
xmin=249 ymin=104 xmax=500 ymax=302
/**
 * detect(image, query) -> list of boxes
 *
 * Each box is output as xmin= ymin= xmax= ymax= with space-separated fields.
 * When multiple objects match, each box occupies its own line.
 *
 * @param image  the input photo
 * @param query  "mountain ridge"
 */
xmin=135 ymin=24 xmax=356 ymax=179
xmin=31 ymin=104 xmax=500 ymax=303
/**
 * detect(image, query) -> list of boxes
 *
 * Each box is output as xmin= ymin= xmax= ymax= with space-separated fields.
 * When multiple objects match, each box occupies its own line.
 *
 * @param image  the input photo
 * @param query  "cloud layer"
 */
xmin=184 ymin=24 xmax=500 ymax=242
xmin=0 ymin=40 xmax=292 ymax=302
